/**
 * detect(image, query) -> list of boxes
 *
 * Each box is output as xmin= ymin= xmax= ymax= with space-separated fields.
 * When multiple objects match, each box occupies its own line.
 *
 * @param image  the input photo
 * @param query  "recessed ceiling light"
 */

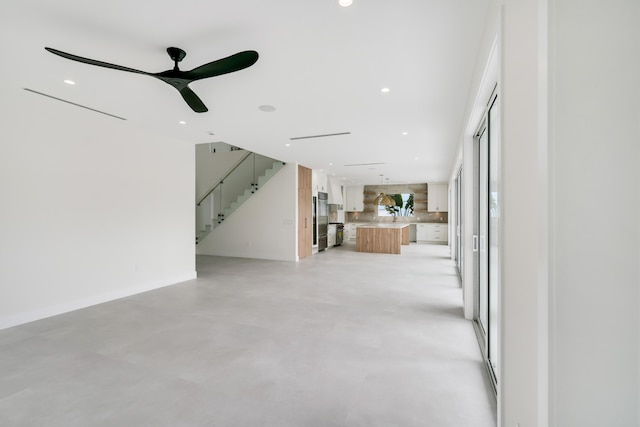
xmin=338 ymin=0 xmax=353 ymax=6
xmin=259 ymin=105 xmax=276 ymax=112
xmin=64 ymin=80 xmax=75 ymax=85
xmin=285 ymin=143 xmax=291 ymax=147
xmin=329 ymin=163 xmax=333 ymax=166
xmin=381 ymin=87 xmax=390 ymax=93
xmin=179 ymin=121 xmax=186 ymax=125
xmin=402 ymin=132 xmax=408 ymax=135
xmin=414 ymin=157 xmax=419 ymax=160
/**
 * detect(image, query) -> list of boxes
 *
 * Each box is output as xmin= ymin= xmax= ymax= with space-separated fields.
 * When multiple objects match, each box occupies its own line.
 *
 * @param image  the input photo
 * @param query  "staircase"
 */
xmin=196 ymin=150 xmax=285 ymax=245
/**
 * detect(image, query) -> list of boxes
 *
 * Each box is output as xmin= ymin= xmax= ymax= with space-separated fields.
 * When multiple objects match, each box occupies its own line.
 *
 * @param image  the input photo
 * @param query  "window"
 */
xmin=377 ymin=193 xmax=414 ymax=217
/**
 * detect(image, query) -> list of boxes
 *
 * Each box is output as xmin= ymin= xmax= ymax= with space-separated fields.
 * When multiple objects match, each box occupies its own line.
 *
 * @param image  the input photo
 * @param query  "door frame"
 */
xmin=472 ymin=89 xmax=500 ymax=391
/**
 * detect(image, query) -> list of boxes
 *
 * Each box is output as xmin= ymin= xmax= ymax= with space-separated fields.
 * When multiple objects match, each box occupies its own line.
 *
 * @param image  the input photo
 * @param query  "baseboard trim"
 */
xmin=0 ymin=271 xmax=198 ymax=331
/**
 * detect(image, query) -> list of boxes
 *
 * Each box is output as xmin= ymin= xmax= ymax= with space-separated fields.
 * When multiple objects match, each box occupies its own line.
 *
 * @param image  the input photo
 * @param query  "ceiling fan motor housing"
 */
xmin=167 ymin=47 xmax=186 ymax=63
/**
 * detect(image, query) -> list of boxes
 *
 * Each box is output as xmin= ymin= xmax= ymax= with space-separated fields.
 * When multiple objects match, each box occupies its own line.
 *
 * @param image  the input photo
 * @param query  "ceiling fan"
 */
xmin=45 ymin=46 xmax=259 ymax=113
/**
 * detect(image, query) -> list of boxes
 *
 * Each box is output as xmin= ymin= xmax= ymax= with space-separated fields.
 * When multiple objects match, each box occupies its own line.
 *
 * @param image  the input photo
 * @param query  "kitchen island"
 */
xmin=355 ymin=223 xmax=410 ymax=254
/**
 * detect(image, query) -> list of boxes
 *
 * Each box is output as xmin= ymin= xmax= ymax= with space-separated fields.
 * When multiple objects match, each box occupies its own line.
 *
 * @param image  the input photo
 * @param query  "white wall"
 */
xmin=549 ymin=0 xmax=639 ymax=425
xmin=0 ymin=87 xmax=196 ymax=330
xmin=195 ymin=163 xmax=297 ymax=261
xmin=501 ymin=1 xmax=544 ymax=424
xmin=454 ymin=0 xmax=502 ymax=321
xmin=497 ymin=0 xmax=640 ymax=426
xmin=456 ymin=7 xmax=532 ymax=426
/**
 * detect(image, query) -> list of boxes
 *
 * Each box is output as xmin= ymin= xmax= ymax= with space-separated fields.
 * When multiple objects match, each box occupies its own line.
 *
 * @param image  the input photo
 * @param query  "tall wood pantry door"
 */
xmin=298 ymin=165 xmax=312 ymax=259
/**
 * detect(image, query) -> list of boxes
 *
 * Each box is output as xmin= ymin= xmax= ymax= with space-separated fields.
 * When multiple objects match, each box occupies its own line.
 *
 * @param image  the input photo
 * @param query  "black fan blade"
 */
xmin=45 ymin=47 xmax=150 ymax=76
xmin=179 ymin=86 xmax=208 ymax=113
xmin=184 ymin=51 xmax=259 ymax=81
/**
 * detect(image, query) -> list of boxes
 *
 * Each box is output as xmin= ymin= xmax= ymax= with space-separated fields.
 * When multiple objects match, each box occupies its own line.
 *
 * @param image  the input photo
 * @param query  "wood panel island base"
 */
xmin=355 ymin=224 xmax=410 ymax=254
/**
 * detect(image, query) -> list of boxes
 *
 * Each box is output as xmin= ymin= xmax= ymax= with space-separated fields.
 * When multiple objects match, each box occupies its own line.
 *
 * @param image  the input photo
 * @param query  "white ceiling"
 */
xmin=2 ymin=0 xmax=489 ymax=185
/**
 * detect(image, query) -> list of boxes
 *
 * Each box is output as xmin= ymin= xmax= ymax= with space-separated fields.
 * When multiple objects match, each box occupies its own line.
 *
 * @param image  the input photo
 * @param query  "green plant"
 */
xmin=404 ymin=193 xmax=414 ymax=216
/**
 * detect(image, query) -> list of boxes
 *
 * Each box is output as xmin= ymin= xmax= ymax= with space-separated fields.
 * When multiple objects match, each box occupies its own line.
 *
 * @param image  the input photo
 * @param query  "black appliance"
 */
xmin=318 ymin=192 xmax=328 ymax=251
xmin=331 ymin=223 xmax=344 ymax=246
xmin=312 ymin=196 xmax=317 ymax=246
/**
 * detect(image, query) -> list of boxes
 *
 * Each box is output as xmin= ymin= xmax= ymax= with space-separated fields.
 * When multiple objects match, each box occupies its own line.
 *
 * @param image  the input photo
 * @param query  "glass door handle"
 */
xmin=473 ymin=235 xmax=478 ymax=252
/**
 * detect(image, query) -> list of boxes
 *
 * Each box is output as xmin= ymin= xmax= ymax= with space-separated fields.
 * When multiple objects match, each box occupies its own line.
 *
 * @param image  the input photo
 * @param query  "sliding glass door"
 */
xmin=487 ymin=95 xmax=500 ymax=379
xmin=455 ymin=168 xmax=464 ymax=279
xmin=477 ymin=124 xmax=489 ymax=339
xmin=474 ymin=92 xmax=500 ymax=386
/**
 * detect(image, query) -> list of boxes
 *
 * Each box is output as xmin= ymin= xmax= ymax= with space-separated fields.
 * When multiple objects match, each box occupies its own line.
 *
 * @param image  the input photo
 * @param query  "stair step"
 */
xmin=196 ymin=158 xmax=285 ymax=245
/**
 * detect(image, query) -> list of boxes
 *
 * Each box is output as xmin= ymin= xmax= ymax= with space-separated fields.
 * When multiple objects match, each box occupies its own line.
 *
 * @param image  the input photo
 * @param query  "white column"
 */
xmin=548 ymin=0 xmax=640 ymax=425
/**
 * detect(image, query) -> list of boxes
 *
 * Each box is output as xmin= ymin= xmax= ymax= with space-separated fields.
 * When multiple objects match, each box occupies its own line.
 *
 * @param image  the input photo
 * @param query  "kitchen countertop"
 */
xmin=349 ymin=222 xmax=447 ymax=226
xmin=354 ymin=223 xmax=410 ymax=229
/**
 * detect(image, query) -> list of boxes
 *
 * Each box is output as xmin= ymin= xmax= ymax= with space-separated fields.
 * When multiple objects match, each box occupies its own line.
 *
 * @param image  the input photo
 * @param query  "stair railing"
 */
xmin=196 ymin=151 xmax=253 ymax=207
xmin=195 ymin=151 xmax=284 ymax=244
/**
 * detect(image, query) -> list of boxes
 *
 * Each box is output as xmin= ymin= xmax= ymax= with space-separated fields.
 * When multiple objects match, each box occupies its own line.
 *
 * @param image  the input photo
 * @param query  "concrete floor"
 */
xmin=0 ymin=242 xmax=496 ymax=426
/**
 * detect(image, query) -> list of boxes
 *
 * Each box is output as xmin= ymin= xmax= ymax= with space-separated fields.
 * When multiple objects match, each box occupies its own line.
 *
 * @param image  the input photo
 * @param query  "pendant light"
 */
xmin=373 ymin=174 xmax=395 ymax=206
xmin=373 ymin=193 xmax=396 ymax=206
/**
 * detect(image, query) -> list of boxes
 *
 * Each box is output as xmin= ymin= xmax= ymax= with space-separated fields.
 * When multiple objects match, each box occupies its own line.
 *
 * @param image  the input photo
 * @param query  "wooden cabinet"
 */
xmin=416 ymin=223 xmax=448 ymax=244
xmin=427 ymin=183 xmax=448 ymax=212
xmin=355 ymin=224 xmax=410 ymax=254
xmin=298 ymin=166 xmax=312 ymax=259
xmin=345 ymin=185 xmax=364 ymax=211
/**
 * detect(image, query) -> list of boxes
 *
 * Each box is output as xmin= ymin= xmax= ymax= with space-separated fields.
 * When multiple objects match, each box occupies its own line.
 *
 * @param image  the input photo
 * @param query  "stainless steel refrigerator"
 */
xmin=318 ymin=192 xmax=328 ymax=251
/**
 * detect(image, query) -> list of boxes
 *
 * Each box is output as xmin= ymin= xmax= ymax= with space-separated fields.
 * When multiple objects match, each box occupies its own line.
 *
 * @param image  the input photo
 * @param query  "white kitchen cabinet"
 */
xmin=427 ymin=183 xmax=448 ymax=212
xmin=312 ymin=169 xmax=328 ymax=194
xmin=344 ymin=223 xmax=357 ymax=241
xmin=344 ymin=185 xmax=364 ymax=211
xmin=328 ymin=224 xmax=337 ymax=247
xmin=416 ymin=224 xmax=429 ymax=242
xmin=426 ymin=223 xmax=448 ymax=243
xmin=416 ymin=223 xmax=448 ymax=244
